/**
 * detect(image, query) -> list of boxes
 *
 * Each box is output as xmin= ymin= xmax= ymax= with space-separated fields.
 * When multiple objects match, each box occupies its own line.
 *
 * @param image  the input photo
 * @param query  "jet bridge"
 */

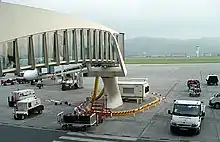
xmin=0 ymin=2 xmax=127 ymax=109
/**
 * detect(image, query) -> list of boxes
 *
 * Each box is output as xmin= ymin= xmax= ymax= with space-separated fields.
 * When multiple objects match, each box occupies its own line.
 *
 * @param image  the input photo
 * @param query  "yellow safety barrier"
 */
xmin=111 ymin=96 xmax=161 ymax=116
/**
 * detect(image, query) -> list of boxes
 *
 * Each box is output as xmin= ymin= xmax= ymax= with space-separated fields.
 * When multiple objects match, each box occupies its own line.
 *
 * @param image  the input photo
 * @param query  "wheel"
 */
xmin=74 ymin=83 xmax=79 ymax=89
xmin=38 ymin=110 xmax=42 ymax=114
xmin=170 ymin=126 xmax=175 ymax=134
xmin=14 ymin=115 xmax=17 ymax=120
xmin=81 ymin=126 xmax=87 ymax=132
xmin=20 ymin=115 xmax=25 ymax=120
xmin=62 ymin=125 xmax=68 ymax=130
xmin=196 ymin=126 xmax=201 ymax=135
xmin=215 ymin=103 xmax=220 ymax=109
xmin=62 ymin=85 xmax=66 ymax=91
xmin=216 ymin=83 xmax=218 ymax=86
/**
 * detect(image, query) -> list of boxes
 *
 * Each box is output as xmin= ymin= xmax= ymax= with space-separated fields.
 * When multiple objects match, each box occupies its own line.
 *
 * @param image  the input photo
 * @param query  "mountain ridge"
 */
xmin=125 ymin=37 xmax=220 ymax=56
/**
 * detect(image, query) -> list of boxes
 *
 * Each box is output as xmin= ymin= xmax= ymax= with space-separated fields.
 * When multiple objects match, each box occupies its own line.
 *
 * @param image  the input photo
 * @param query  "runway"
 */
xmin=0 ymin=63 xmax=220 ymax=142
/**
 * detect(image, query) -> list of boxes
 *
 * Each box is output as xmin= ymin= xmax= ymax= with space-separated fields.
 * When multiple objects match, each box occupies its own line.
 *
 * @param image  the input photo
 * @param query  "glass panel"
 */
xmin=57 ymin=31 xmax=64 ymax=61
xmin=33 ymin=34 xmax=44 ymax=64
xmin=47 ymin=32 xmax=56 ymax=63
xmin=92 ymin=30 xmax=96 ymax=59
xmin=67 ymin=30 xmax=74 ymax=61
xmin=0 ymin=42 xmax=10 ymax=69
xmin=100 ymin=31 xmax=104 ymax=60
xmin=76 ymin=29 xmax=81 ymax=60
xmin=84 ymin=30 xmax=89 ymax=59
xmin=123 ymin=88 xmax=134 ymax=94
xmin=18 ymin=37 xmax=29 ymax=67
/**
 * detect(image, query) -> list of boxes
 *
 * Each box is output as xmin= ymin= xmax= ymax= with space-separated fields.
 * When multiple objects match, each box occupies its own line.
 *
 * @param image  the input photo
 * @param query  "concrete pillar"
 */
xmin=102 ymin=77 xmax=123 ymax=109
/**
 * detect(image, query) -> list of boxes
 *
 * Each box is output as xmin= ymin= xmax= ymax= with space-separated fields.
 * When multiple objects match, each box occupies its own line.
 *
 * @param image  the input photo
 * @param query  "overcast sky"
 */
xmin=3 ymin=0 xmax=220 ymax=39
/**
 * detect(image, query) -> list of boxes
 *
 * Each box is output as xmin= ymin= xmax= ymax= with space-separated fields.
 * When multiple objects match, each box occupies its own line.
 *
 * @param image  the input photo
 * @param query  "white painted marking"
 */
xmin=59 ymin=136 xmax=116 ymax=142
xmin=66 ymin=132 xmax=138 ymax=141
xmin=52 ymin=141 xmax=63 ymax=142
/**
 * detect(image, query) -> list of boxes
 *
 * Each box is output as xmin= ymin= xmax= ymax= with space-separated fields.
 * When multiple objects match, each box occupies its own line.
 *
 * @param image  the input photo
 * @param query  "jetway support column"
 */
xmin=102 ymin=77 xmax=123 ymax=109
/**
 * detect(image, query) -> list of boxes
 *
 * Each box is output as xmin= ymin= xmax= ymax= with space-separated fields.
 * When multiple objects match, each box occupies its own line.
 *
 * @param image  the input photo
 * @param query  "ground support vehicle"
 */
xmin=13 ymin=97 xmax=44 ymax=120
xmin=168 ymin=100 xmax=205 ymax=135
xmin=187 ymin=79 xmax=200 ymax=91
xmin=57 ymin=112 xmax=97 ymax=131
xmin=118 ymin=78 xmax=150 ymax=104
xmin=189 ymin=87 xmax=201 ymax=97
xmin=16 ymin=77 xmax=29 ymax=84
xmin=57 ymin=95 xmax=111 ymax=131
xmin=1 ymin=78 xmax=16 ymax=86
xmin=61 ymin=73 xmax=83 ymax=91
xmin=36 ymin=80 xmax=44 ymax=89
xmin=209 ymin=93 xmax=220 ymax=109
xmin=206 ymin=75 xmax=219 ymax=85
xmin=8 ymin=89 xmax=36 ymax=107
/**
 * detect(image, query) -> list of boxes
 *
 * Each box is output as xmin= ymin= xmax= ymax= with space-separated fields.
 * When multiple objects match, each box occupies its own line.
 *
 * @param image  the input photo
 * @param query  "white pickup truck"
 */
xmin=168 ymin=100 xmax=205 ymax=135
xmin=209 ymin=93 xmax=220 ymax=109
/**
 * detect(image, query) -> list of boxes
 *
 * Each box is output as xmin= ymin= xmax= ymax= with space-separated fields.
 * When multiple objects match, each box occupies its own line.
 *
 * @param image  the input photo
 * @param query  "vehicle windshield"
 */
xmin=209 ymin=76 xmax=218 ymax=81
xmin=173 ymin=104 xmax=201 ymax=117
xmin=16 ymin=103 xmax=27 ymax=111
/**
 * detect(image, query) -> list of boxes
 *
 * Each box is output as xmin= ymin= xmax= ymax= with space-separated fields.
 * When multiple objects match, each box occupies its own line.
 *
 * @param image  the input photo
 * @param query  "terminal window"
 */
xmin=123 ymin=88 xmax=134 ymax=94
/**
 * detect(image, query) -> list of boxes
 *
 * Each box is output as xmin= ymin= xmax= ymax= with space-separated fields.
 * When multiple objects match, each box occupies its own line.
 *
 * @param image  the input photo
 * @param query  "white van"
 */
xmin=168 ymin=100 xmax=205 ymax=135
xmin=8 ymin=89 xmax=36 ymax=107
xmin=118 ymin=78 xmax=150 ymax=103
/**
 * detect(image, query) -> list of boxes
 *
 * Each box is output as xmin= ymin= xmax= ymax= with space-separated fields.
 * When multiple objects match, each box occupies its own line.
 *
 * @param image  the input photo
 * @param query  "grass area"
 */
xmin=125 ymin=57 xmax=220 ymax=64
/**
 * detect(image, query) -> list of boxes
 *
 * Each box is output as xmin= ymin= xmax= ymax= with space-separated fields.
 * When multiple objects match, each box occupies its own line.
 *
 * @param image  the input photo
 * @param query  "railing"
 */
xmin=0 ymin=28 xmax=125 ymax=75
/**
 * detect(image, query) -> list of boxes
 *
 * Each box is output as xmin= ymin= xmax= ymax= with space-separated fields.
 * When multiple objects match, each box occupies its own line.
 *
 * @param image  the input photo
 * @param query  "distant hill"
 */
xmin=125 ymin=37 xmax=220 ymax=57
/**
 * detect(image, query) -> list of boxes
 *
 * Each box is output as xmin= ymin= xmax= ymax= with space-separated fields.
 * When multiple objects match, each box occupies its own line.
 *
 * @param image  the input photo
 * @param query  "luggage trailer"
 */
xmin=57 ymin=95 xmax=112 ymax=131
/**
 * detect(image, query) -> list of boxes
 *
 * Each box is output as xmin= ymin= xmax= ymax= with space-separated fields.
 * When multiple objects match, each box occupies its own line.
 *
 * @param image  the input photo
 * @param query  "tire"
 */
xmin=38 ymin=110 xmax=42 ymax=114
xmin=215 ymin=103 xmax=220 ymax=109
xmin=62 ymin=125 xmax=68 ymax=130
xmin=62 ymin=85 xmax=66 ymax=91
xmin=74 ymin=83 xmax=79 ymax=89
xmin=20 ymin=115 xmax=25 ymax=120
xmin=170 ymin=126 xmax=175 ymax=134
xmin=14 ymin=115 xmax=17 ymax=120
xmin=196 ymin=126 xmax=201 ymax=135
xmin=81 ymin=126 xmax=87 ymax=132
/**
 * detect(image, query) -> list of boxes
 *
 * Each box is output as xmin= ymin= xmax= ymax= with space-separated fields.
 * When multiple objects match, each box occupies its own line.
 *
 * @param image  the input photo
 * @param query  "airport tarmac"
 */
xmin=1 ymin=63 xmax=220 ymax=142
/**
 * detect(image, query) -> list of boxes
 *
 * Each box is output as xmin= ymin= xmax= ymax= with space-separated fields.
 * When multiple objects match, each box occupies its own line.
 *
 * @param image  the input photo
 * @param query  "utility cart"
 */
xmin=57 ymin=112 xmax=97 ymax=131
xmin=57 ymin=94 xmax=112 ymax=131
xmin=189 ymin=86 xmax=201 ymax=97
